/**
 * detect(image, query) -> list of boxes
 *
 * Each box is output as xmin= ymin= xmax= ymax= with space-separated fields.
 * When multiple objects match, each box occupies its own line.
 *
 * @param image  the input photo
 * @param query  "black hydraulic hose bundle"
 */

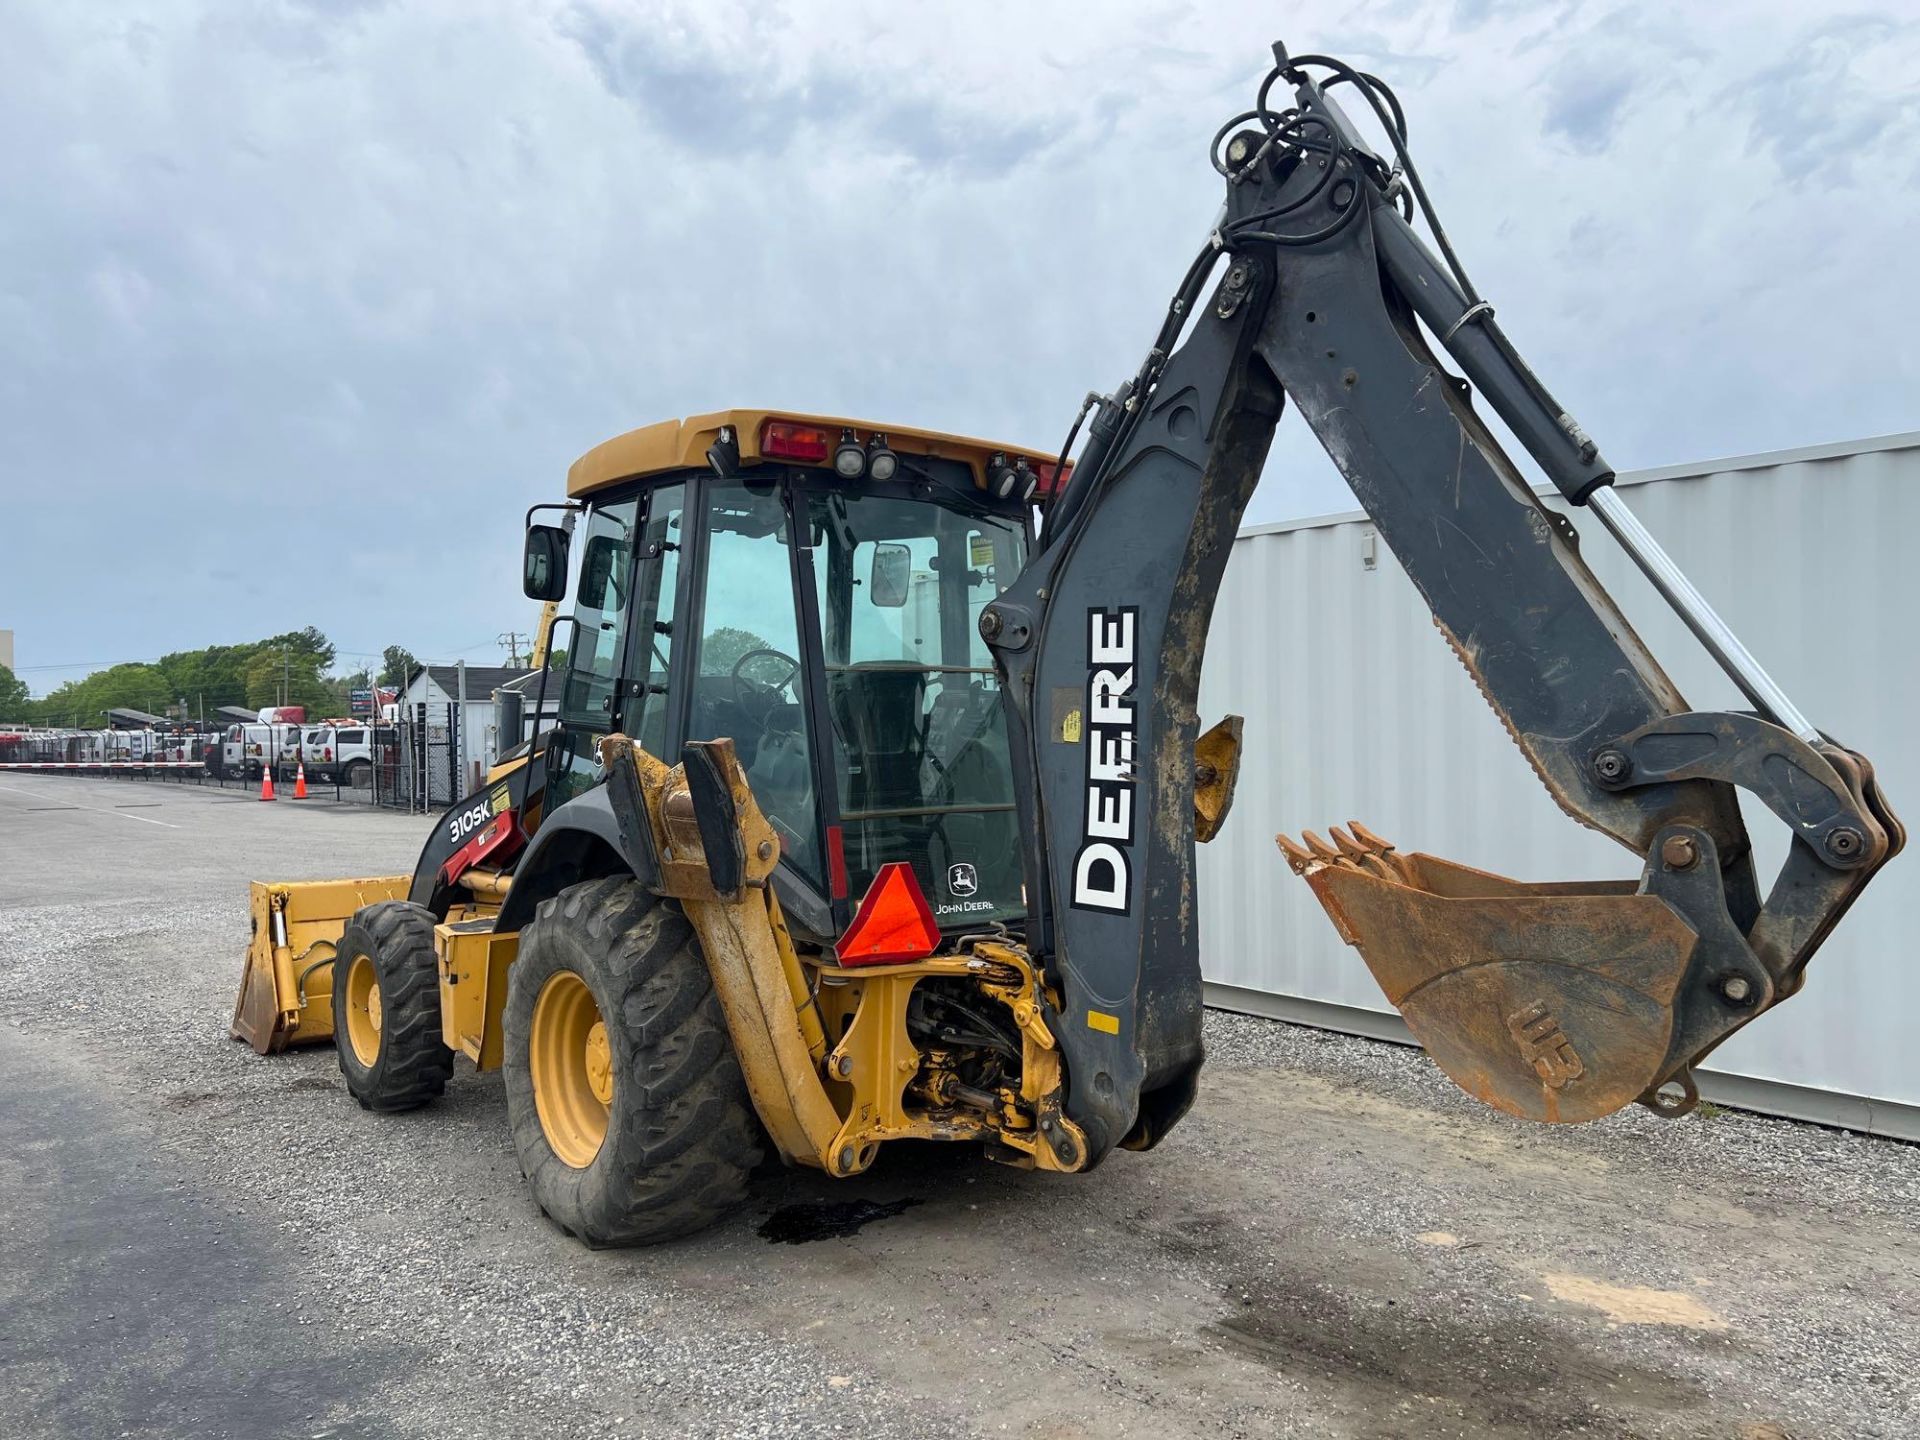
xmin=1040 ymin=39 xmax=1603 ymax=551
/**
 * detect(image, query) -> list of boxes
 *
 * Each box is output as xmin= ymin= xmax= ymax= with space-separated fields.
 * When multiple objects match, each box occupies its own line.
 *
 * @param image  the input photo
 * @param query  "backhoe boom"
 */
xmin=982 ymin=48 xmax=1902 ymax=1163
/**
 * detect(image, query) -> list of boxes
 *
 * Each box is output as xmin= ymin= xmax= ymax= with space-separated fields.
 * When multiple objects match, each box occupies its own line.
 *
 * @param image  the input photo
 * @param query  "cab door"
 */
xmin=679 ymin=475 xmax=830 ymax=928
xmin=547 ymin=483 xmax=689 ymax=806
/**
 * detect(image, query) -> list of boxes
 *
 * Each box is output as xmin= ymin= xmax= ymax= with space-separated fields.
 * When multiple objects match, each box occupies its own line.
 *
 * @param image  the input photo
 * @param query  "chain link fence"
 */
xmin=0 ymin=702 xmax=469 ymax=814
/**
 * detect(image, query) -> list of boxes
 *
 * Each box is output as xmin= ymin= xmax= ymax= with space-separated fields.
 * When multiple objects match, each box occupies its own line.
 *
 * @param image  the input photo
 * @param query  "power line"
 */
xmin=10 ymin=658 xmax=157 ymax=672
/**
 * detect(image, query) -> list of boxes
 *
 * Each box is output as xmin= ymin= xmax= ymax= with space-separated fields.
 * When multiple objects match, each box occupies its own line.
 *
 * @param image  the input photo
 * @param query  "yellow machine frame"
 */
xmin=231 ymin=733 xmax=1096 ymax=1176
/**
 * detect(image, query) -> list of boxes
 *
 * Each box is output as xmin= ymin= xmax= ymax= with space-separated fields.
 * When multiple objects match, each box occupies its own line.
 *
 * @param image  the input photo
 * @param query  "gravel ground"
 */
xmin=0 ymin=772 xmax=1915 ymax=1439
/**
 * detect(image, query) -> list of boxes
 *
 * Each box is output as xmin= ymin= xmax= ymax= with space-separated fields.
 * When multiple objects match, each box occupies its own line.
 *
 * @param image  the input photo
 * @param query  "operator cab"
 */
xmin=524 ymin=410 xmax=1064 ymax=946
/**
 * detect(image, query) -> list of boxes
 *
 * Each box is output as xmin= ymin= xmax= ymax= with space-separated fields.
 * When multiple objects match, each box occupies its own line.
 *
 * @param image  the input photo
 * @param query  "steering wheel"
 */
xmin=730 ymin=647 xmax=802 ymax=723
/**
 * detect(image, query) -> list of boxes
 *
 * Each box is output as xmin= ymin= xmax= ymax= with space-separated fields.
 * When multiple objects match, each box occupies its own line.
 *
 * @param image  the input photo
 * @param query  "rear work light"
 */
xmin=866 ymin=434 xmax=898 ymax=482
xmin=835 ymin=861 xmax=942 ymax=966
xmin=832 ymin=429 xmax=867 ymax=479
xmin=760 ymin=419 xmax=833 ymax=463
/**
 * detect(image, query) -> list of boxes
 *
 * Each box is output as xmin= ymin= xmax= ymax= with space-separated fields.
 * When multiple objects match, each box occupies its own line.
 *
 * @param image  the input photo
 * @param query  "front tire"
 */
xmin=332 ymin=901 xmax=453 ymax=1111
xmin=503 ymin=877 xmax=762 ymax=1247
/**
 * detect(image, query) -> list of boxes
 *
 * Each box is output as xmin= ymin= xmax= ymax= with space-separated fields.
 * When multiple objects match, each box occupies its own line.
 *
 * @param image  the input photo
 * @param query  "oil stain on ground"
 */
xmin=1205 ymin=1272 xmax=1709 ymax=1439
xmin=758 ymin=1197 xmax=921 ymax=1244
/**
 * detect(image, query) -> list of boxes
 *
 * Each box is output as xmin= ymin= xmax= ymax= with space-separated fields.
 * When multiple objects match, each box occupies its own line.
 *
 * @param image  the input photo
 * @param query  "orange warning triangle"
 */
xmin=836 ymin=861 xmax=942 ymax=966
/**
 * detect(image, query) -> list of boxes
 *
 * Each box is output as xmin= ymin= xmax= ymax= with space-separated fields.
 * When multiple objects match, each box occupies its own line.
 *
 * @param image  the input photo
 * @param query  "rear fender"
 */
xmin=490 ymin=783 xmax=657 ymax=934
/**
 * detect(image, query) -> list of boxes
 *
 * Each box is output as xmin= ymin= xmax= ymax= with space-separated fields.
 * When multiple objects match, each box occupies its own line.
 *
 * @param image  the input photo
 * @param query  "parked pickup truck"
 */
xmin=300 ymin=724 xmax=374 ymax=787
xmin=218 ymin=722 xmax=300 ymax=780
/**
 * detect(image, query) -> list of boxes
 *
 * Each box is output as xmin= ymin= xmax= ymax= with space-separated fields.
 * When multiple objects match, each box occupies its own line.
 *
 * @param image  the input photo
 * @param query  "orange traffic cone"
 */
xmin=292 ymin=760 xmax=308 ymax=799
xmin=259 ymin=765 xmax=276 ymax=801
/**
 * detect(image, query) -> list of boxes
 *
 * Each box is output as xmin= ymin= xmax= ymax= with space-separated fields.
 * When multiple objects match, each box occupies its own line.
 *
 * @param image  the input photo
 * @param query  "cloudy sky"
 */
xmin=3 ymin=1 xmax=1917 ymax=694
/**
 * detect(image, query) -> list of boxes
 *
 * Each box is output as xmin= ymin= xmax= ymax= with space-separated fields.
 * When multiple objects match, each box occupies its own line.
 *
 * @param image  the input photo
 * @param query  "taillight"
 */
xmin=760 ymin=419 xmax=832 ymax=463
xmin=1033 ymin=458 xmax=1074 ymax=496
xmin=835 ymin=862 xmax=941 ymax=966
xmin=826 ymin=824 xmax=849 ymax=901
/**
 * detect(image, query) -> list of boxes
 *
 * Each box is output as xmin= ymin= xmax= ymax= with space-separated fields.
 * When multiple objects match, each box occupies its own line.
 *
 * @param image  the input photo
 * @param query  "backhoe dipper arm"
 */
xmin=983 ymin=48 xmax=1901 ymax=1166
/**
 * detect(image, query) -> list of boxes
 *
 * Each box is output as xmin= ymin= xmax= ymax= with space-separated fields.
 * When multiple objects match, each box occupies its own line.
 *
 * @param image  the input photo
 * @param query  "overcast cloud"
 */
xmin=3 ymin=1 xmax=1917 ymax=692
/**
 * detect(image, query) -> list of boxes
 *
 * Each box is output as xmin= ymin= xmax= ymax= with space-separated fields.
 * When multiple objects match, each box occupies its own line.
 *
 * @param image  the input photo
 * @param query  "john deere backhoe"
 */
xmin=233 ymin=45 xmax=1902 ymax=1245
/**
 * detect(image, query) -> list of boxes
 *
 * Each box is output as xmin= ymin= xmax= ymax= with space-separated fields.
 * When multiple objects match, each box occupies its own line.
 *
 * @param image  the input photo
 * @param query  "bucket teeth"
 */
xmin=1347 ymin=820 xmax=1394 ymax=853
xmin=1275 ymin=832 xmax=1316 ymax=874
xmin=1275 ymin=822 xmax=1407 ymax=879
xmin=1328 ymin=825 xmax=1368 ymax=859
xmin=1304 ymin=829 xmax=1342 ymax=862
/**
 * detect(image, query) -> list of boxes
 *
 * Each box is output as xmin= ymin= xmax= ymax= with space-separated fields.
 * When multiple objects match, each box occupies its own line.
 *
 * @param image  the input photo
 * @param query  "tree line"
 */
xmin=0 ymin=635 xmax=421 ymax=728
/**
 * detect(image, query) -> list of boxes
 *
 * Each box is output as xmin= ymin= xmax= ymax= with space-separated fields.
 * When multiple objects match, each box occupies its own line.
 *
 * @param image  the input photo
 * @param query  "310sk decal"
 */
xmin=446 ymin=783 xmax=511 ymax=847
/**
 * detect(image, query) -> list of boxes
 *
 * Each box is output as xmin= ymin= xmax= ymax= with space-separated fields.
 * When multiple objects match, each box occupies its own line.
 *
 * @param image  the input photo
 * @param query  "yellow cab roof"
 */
xmin=566 ymin=408 xmax=1055 ymax=499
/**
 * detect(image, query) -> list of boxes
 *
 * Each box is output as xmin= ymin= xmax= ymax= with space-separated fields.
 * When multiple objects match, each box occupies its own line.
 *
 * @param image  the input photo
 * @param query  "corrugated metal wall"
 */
xmin=1196 ymin=432 xmax=1920 ymax=1135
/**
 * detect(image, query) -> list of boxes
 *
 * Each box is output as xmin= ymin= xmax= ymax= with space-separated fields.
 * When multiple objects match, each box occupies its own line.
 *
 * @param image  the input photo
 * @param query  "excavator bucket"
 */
xmin=231 ymin=876 xmax=412 ymax=1054
xmin=1277 ymin=825 xmax=1706 ymax=1124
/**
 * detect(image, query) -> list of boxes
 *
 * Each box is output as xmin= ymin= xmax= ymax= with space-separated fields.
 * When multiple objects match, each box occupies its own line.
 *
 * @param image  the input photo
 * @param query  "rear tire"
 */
xmin=332 ymin=901 xmax=453 ymax=1111
xmin=345 ymin=759 xmax=371 ymax=789
xmin=503 ymin=876 xmax=762 ymax=1247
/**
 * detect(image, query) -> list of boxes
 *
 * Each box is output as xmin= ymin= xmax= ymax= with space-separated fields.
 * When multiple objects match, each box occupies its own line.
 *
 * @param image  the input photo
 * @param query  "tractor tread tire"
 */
xmin=503 ymin=876 xmax=762 ymax=1247
xmin=333 ymin=900 xmax=453 ymax=1112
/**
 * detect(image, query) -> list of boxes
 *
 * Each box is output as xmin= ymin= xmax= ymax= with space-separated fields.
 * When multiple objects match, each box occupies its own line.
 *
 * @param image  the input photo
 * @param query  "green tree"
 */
xmin=244 ymin=649 xmax=331 ymax=714
xmin=263 ymin=626 xmax=335 ymax=671
xmin=157 ymin=644 xmax=254 ymax=714
xmin=25 ymin=629 xmax=346 ymax=727
xmin=379 ymin=645 xmax=418 ymax=687
xmin=699 ymin=626 xmax=774 ymax=676
xmin=35 ymin=663 xmax=175 ymax=725
xmin=0 ymin=663 xmax=30 ymax=718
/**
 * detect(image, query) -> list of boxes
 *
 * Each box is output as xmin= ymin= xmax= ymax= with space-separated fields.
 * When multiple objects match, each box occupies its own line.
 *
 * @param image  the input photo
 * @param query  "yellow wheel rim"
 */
xmin=530 ymin=971 xmax=611 ymax=1168
xmin=344 ymin=953 xmax=382 ymax=1068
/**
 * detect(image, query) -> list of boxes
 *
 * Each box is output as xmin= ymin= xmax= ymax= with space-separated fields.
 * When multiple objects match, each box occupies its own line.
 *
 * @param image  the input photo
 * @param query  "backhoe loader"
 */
xmin=233 ymin=45 xmax=1902 ymax=1245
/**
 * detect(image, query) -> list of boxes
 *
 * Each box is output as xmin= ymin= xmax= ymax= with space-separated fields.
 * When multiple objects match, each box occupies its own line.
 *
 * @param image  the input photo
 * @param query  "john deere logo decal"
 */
xmin=1071 ymin=605 xmax=1138 ymax=913
xmin=948 ymin=862 xmax=978 ymax=897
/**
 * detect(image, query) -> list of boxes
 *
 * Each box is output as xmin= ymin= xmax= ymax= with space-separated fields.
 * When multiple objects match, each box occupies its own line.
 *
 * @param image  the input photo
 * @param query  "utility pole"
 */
xmin=455 ymin=659 xmax=468 ymax=796
xmin=497 ymin=631 xmax=526 ymax=668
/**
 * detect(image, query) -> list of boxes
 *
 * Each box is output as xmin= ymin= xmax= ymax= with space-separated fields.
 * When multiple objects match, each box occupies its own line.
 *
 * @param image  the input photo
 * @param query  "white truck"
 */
xmin=299 ymin=723 xmax=375 ymax=787
xmin=218 ymin=722 xmax=301 ymax=780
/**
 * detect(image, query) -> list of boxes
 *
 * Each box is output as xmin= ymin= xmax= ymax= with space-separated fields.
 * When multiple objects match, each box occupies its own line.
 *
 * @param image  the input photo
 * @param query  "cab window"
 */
xmin=551 ymin=494 xmax=641 ymax=804
xmin=806 ymin=488 xmax=1026 ymax=925
xmin=687 ymin=481 xmax=821 ymax=880
xmin=561 ymin=496 xmax=640 ymax=727
xmin=628 ymin=484 xmax=685 ymax=761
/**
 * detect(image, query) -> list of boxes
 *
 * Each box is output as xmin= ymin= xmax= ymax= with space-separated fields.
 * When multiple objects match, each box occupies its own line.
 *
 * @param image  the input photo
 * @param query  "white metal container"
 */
xmin=1197 ymin=432 xmax=1920 ymax=1136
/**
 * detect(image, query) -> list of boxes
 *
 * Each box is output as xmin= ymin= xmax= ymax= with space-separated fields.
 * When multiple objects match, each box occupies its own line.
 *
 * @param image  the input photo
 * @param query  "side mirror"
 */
xmin=870 ymin=542 xmax=912 ymax=608
xmin=523 ymin=524 xmax=570 ymax=601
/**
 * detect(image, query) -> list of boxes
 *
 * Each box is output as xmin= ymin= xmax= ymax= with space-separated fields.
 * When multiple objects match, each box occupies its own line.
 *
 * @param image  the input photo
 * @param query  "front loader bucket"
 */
xmin=231 ymin=876 xmax=412 ymax=1055
xmin=1277 ymin=825 xmax=1704 ymax=1124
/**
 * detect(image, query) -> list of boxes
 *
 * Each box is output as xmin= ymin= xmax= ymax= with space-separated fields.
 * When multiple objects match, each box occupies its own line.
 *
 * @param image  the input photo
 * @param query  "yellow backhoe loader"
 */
xmin=233 ymin=45 xmax=1901 ymax=1245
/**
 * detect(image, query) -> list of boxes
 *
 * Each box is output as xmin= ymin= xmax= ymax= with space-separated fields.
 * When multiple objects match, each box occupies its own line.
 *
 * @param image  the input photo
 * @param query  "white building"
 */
xmin=399 ymin=663 xmax=533 ymax=795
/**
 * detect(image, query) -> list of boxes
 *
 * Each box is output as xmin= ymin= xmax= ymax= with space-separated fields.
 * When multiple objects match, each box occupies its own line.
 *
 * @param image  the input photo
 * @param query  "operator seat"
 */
xmin=828 ymin=666 xmax=928 ymax=812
